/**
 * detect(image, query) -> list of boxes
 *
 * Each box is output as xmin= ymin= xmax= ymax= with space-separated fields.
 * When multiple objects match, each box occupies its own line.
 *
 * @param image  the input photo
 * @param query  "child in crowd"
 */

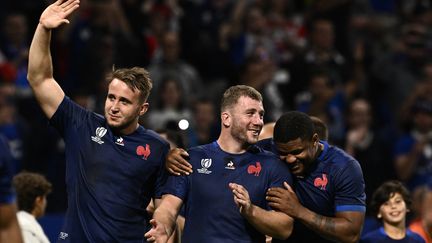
xmin=361 ymin=180 xmax=425 ymax=243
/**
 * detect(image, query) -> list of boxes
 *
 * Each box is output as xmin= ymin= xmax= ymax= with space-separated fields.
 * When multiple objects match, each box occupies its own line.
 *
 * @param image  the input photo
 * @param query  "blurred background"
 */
xmin=1 ymin=0 xmax=432 ymax=241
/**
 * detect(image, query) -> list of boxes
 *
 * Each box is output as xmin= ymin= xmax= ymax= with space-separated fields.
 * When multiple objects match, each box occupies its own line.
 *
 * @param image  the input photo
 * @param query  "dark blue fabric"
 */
xmin=50 ymin=97 xmax=169 ymax=243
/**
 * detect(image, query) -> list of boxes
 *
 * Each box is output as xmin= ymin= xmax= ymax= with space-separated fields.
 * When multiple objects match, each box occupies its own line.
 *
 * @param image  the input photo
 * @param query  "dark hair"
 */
xmin=106 ymin=67 xmax=152 ymax=103
xmin=13 ymin=172 xmax=52 ymax=213
xmin=310 ymin=116 xmax=328 ymax=140
xmin=220 ymin=85 xmax=262 ymax=112
xmin=370 ymin=180 xmax=411 ymax=219
xmin=274 ymin=111 xmax=315 ymax=143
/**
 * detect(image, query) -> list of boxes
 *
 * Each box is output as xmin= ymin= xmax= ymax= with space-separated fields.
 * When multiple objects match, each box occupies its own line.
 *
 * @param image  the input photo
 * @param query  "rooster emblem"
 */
xmin=247 ymin=162 xmax=262 ymax=176
xmin=314 ymin=173 xmax=328 ymax=190
xmin=136 ymin=144 xmax=151 ymax=160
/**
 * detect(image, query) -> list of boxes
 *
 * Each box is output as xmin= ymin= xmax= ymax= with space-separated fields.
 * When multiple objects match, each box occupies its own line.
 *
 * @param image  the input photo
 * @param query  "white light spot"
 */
xmin=178 ymin=119 xmax=189 ymax=130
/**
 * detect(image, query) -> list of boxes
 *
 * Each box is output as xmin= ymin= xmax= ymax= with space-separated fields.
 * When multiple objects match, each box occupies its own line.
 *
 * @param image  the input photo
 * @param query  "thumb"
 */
xmin=62 ymin=19 xmax=70 ymax=25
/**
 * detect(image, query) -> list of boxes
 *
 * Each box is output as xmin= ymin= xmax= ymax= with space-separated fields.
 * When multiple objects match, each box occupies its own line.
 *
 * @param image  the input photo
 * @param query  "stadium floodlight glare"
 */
xmin=178 ymin=119 xmax=189 ymax=130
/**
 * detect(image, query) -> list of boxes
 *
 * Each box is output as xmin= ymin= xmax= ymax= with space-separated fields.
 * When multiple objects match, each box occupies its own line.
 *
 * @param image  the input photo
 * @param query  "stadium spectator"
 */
xmin=146 ymin=77 xmax=191 ymax=131
xmin=0 ymin=135 xmax=23 ymax=243
xmin=148 ymin=31 xmax=203 ymax=108
xmin=186 ymin=98 xmax=219 ymax=147
xmin=360 ymin=180 xmax=424 ymax=243
xmin=409 ymin=187 xmax=432 ymax=243
xmin=344 ymin=97 xmax=395 ymax=213
xmin=393 ymin=99 xmax=432 ymax=191
xmin=13 ymin=172 xmax=52 ymax=243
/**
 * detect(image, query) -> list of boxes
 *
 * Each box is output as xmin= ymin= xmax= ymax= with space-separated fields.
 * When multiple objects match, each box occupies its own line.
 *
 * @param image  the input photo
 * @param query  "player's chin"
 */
xmin=289 ymin=164 xmax=304 ymax=176
xmin=107 ymin=119 xmax=123 ymax=128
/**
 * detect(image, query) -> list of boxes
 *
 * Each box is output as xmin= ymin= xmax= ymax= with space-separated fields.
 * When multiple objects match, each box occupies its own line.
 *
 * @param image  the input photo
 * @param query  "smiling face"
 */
xmin=226 ymin=96 xmax=264 ymax=146
xmin=104 ymin=78 xmax=148 ymax=134
xmin=275 ymin=134 xmax=320 ymax=177
xmin=378 ymin=192 xmax=408 ymax=226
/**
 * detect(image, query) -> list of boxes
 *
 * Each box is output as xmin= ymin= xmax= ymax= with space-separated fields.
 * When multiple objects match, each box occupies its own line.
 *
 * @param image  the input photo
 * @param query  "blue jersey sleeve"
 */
xmin=265 ymin=155 xmax=293 ymax=210
xmin=267 ymin=157 xmax=293 ymax=188
xmin=161 ymin=174 xmax=189 ymax=201
xmin=334 ymin=158 xmax=366 ymax=212
xmin=0 ymin=136 xmax=15 ymax=204
xmin=49 ymin=96 xmax=93 ymax=136
xmin=160 ymin=147 xmax=200 ymax=201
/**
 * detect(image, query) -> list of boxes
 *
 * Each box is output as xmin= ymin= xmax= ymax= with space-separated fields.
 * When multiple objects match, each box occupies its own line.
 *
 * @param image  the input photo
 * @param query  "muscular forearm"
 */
xmin=243 ymin=205 xmax=292 ymax=240
xmin=296 ymin=208 xmax=361 ymax=243
xmin=27 ymin=24 xmax=54 ymax=86
xmin=152 ymin=207 xmax=178 ymax=238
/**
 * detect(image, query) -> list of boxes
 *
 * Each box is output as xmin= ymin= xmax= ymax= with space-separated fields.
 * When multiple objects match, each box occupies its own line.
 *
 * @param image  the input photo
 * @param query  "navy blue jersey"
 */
xmin=0 ymin=135 xmax=15 ymax=204
xmin=50 ymin=97 xmax=169 ymax=242
xmin=361 ymin=227 xmax=425 ymax=243
xmin=163 ymin=141 xmax=293 ymax=243
xmin=256 ymin=138 xmax=278 ymax=155
xmin=263 ymin=141 xmax=366 ymax=243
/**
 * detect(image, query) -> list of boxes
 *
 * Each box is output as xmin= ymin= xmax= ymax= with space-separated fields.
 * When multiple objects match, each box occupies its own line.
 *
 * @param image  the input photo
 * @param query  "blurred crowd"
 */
xmin=1 ymin=0 xmax=432 ymax=230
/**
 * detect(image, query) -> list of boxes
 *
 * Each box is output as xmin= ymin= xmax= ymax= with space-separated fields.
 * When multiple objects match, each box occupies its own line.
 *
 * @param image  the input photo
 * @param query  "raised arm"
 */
xmin=145 ymin=195 xmax=183 ymax=243
xmin=27 ymin=0 xmax=79 ymax=119
xmin=229 ymin=183 xmax=293 ymax=240
xmin=267 ymin=182 xmax=364 ymax=243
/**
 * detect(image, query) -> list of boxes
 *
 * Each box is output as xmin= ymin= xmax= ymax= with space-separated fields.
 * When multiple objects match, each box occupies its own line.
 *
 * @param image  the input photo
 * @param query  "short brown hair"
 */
xmin=13 ymin=172 xmax=52 ymax=213
xmin=220 ymin=85 xmax=262 ymax=112
xmin=107 ymin=67 xmax=153 ymax=103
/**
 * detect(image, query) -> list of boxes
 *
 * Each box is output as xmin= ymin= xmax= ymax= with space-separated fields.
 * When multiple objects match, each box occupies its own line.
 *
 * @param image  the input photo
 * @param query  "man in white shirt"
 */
xmin=13 ymin=172 xmax=52 ymax=243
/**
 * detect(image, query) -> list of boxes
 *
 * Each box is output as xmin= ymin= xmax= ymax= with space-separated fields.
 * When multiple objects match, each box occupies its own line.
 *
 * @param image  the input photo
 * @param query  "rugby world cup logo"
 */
xmin=91 ymin=127 xmax=107 ymax=144
xmin=197 ymin=158 xmax=212 ymax=174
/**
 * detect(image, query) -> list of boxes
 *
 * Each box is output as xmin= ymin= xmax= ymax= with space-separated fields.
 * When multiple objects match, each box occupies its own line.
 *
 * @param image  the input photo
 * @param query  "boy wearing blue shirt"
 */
xmin=361 ymin=180 xmax=424 ymax=243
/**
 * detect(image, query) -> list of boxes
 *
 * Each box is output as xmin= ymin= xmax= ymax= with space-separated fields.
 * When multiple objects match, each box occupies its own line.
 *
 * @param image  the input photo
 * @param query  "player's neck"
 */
xmin=217 ymin=134 xmax=247 ymax=154
xmin=383 ymin=221 xmax=406 ymax=240
xmin=113 ymin=123 xmax=139 ymax=136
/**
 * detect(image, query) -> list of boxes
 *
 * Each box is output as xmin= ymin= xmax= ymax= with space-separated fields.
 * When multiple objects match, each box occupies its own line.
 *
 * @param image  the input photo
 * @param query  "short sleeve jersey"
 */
xmin=360 ymin=227 xmax=425 ymax=243
xmin=50 ymin=97 xmax=170 ymax=242
xmin=163 ymin=141 xmax=293 ymax=243
xmin=269 ymin=141 xmax=366 ymax=243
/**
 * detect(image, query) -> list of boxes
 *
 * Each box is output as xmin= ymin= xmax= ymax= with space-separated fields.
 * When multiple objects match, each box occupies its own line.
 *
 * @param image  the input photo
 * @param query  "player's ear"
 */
xmin=312 ymin=133 xmax=319 ymax=144
xmin=221 ymin=111 xmax=230 ymax=127
xmin=139 ymin=103 xmax=149 ymax=116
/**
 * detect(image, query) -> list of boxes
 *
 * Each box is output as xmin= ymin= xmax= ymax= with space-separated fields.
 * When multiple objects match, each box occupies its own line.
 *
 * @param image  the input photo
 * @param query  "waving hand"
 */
xmin=39 ymin=0 xmax=80 ymax=29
